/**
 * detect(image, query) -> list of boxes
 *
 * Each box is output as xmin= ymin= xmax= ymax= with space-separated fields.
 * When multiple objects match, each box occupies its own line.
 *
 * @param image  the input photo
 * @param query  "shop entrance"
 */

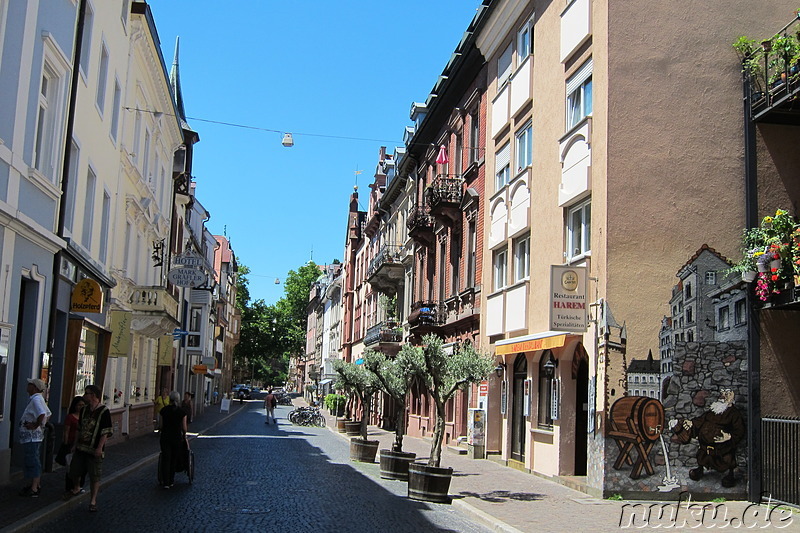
xmin=574 ymin=344 xmax=589 ymax=475
xmin=510 ymin=353 xmax=527 ymax=462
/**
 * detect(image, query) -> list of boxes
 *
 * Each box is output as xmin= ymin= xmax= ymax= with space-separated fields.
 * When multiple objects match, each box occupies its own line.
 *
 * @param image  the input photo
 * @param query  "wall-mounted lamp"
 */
xmin=123 ymin=106 xmax=163 ymax=119
xmin=543 ymin=354 xmax=558 ymax=379
xmin=281 ymin=133 xmax=294 ymax=147
xmin=705 ymin=317 xmax=716 ymax=331
xmin=494 ymin=362 xmax=506 ymax=378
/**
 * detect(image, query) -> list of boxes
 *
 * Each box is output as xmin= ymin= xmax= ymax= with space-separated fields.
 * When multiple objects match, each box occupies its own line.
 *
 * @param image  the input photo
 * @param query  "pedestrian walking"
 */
xmin=159 ymin=391 xmax=188 ymax=488
xmin=59 ymin=395 xmax=86 ymax=491
xmin=63 ymin=384 xmax=113 ymax=512
xmin=18 ymin=378 xmax=51 ymax=497
xmin=153 ymin=387 xmax=170 ymax=429
xmin=264 ymin=389 xmax=277 ymax=424
xmin=181 ymin=391 xmax=194 ymax=425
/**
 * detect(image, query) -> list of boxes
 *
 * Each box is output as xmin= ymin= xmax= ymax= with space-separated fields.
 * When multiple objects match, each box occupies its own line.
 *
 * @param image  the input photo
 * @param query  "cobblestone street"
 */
xmin=28 ymin=402 xmax=490 ymax=533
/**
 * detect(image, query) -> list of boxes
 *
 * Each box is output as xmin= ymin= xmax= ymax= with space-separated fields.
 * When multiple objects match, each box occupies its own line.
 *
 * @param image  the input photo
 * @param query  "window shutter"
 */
xmin=550 ymin=378 xmax=561 ymax=420
xmin=495 ymin=143 xmax=510 ymax=173
xmin=566 ymin=58 xmax=593 ymax=95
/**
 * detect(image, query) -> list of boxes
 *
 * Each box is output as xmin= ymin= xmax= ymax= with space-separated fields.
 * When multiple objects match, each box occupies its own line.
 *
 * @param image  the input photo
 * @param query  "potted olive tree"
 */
xmin=363 ymin=345 xmax=422 ymax=481
xmin=406 ymin=334 xmax=494 ymax=503
xmin=333 ymin=358 xmax=381 ymax=463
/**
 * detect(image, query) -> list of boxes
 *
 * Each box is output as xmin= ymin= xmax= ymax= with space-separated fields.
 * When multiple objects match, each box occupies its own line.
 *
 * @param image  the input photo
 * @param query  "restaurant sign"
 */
xmin=550 ymin=265 xmax=588 ymax=332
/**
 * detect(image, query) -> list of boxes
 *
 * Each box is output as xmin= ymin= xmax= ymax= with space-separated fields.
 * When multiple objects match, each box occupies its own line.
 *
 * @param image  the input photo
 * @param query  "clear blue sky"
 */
xmin=147 ymin=1 xmax=482 ymax=305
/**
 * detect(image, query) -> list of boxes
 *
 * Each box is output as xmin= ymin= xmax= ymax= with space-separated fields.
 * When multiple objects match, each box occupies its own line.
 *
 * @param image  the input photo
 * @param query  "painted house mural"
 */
xmin=605 ymin=246 xmax=749 ymax=498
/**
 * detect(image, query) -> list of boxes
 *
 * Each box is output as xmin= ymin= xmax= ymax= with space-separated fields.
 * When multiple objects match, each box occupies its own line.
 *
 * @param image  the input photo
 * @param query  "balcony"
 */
xmin=740 ymin=15 xmax=800 ymax=126
xmin=426 ymin=175 xmax=463 ymax=224
xmin=366 ymin=244 xmax=404 ymax=293
xmin=408 ymin=301 xmax=445 ymax=334
xmin=363 ymin=321 xmax=403 ymax=352
xmin=407 ymin=204 xmax=434 ymax=245
xmin=129 ymin=286 xmax=180 ymax=336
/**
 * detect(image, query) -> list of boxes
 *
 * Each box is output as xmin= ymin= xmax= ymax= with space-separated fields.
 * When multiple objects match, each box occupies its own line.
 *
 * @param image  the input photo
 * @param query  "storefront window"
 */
xmin=76 ymin=327 xmax=99 ymax=396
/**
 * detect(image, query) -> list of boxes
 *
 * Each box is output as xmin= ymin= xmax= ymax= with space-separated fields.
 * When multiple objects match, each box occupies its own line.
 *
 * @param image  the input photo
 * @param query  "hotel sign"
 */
xmin=550 ymin=265 xmax=588 ymax=332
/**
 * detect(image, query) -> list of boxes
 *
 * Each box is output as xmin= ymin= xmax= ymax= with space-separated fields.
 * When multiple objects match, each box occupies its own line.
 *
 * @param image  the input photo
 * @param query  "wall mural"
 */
xmin=604 ymin=245 xmax=749 ymax=496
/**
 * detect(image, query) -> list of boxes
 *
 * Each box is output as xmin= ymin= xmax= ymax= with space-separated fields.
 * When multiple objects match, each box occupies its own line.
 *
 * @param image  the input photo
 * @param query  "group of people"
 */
xmin=153 ymin=388 xmax=194 ymax=488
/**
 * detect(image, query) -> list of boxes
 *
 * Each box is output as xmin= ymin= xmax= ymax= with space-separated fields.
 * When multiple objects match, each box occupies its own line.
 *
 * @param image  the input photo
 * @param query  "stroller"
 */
xmin=157 ymin=437 xmax=194 ymax=485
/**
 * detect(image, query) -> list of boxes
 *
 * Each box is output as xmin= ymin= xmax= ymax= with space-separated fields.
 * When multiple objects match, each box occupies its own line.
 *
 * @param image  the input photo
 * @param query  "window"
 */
xmin=515 ymin=122 xmax=532 ymax=172
xmin=537 ymin=351 xmax=554 ymax=429
xmin=466 ymin=219 xmax=477 ymax=287
xmin=95 ymin=43 xmax=108 ymax=112
xmin=686 ymin=306 xmax=693 ymax=323
xmin=567 ymin=199 xmax=591 ymax=259
xmin=120 ymin=0 xmax=129 ymax=27
xmin=110 ymin=79 xmax=121 ymax=141
xmin=64 ymin=141 xmax=79 ymax=234
xmin=495 ymin=142 xmax=510 ymax=191
xmin=82 ymin=167 xmax=97 ymax=249
xmin=34 ymin=62 xmax=66 ymax=182
xmin=498 ymin=43 xmax=512 ymax=86
xmin=718 ymin=306 xmax=730 ymax=331
xmin=469 ymin=112 xmax=480 ymax=164
xmin=493 ymin=247 xmax=507 ymax=291
xmin=687 ymin=330 xmax=694 ymax=341
xmin=438 ymin=241 xmax=447 ymax=302
xmin=705 ymin=271 xmax=716 ymax=285
xmin=734 ymin=299 xmax=746 ymax=326
xmin=566 ymin=59 xmax=592 ymax=130
xmin=133 ymin=109 xmax=141 ymax=164
xmin=450 ymin=233 xmax=461 ymax=295
xmin=513 ymin=235 xmax=530 ymax=282
xmin=517 ymin=20 xmax=532 ymax=62
xmin=142 ymin=129 xmax=151 ymax=176
xmin=123 ymin=222 xmax=131 ymax=273
xmin=79 ymin=3 xmax=94 ymax=75
xmin=455 ymin=134 xmax=463 ymax=176
xmin=685 ymin=282 xmax=692 ymax=299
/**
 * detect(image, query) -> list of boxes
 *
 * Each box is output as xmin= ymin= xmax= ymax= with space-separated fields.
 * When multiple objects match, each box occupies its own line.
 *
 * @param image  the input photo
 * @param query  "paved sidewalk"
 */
xmin=0 ymin=399 xmax=248 ymax=533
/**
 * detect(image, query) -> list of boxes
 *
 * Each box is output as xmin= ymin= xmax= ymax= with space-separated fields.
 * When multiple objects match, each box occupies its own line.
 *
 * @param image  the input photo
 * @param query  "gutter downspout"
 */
xmin=46 ymin=0 xmax=86 ymax=410
xmin=742 ymin=65 xmax=762 ymax=504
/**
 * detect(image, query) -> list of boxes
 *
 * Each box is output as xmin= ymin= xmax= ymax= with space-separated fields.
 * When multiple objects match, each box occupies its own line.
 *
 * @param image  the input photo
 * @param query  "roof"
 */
xmin=628 ymin=358 xmax=660 ymax=374
xmin=677 ymin=244 xmax=731 ymax=273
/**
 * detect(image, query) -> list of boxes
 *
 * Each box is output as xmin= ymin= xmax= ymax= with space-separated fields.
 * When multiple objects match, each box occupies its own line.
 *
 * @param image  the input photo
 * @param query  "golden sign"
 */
xmin=70 ymin=279 xmax=103 ymax=313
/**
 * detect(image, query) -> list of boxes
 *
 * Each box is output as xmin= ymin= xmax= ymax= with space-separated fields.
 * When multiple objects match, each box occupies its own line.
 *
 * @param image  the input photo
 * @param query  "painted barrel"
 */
xmin=609 ymin=396 xmax=664 ymax=441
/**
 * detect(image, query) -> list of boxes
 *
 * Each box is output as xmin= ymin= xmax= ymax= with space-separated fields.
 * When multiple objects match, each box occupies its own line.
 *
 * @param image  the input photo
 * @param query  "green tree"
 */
xmin=333 ymin=357 xmax=380 ymax=441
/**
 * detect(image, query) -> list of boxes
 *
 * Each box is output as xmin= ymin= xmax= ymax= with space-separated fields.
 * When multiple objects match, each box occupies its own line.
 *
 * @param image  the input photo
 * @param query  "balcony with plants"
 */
xmin=407 ymin=300 xmax=446 ymax=335
xmin=734 ymin=12 xmax=800 ymax=124
xmin=407 ymin=203 xmax=435 ymax=245
xmin=731 ymin=208 xmax=800 ymax=308
xmin=366 ymin=244 xmax=404 ymax=293
xmin=425 ymin=175 xmax=463 ymax=224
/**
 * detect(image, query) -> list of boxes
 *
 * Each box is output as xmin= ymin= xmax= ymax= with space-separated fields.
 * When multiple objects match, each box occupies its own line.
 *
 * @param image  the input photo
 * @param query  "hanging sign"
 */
xmin=167 ymin=267 xmax=206 ymax=287
xmin=71 ymin=278 xmax=103 ymax=313
xmin=173 ymin=250 xmax=204 ymax=268
xmin=108 ymin=311 xmax=131 ymax=357
xmin=192 ymin=364 xmax=208 ymax=374
xmin=158 ymin=336 xmax=173 ymax=366
xmin=549 ymin=265 xmax=588 ymax=332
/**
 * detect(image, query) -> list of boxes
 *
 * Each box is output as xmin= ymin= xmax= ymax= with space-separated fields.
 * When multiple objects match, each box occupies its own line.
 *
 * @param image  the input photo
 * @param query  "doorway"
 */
xmin=510 ymin=353 xmax=527 ymax=462
xmin=574 ymin=345 xmax=589 ymax=475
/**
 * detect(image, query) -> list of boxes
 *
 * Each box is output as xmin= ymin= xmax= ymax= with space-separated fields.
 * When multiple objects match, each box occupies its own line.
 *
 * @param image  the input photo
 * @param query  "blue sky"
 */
xmin=147 ymin=1 xmax=482 ymax=305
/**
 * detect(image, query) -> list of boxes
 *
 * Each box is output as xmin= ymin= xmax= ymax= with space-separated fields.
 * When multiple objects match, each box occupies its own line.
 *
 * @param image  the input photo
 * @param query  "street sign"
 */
xmin=167 ymin=267 xmax=206 ymax=287
xmin=173 ymin=328 xmax=189 ymax=336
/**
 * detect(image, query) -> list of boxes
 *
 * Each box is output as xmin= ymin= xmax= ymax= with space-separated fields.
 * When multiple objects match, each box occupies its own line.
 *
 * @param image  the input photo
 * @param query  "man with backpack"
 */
xmin=264 ymin=389 xmax=277 ymax=424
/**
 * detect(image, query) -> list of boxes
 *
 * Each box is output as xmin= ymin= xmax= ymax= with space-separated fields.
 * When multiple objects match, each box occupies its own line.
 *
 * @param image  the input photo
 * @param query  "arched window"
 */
xmin=537 ymin=350 xmax=554 ymax=429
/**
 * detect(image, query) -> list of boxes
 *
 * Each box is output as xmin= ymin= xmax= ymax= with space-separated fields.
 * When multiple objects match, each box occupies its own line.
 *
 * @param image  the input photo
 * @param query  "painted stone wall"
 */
xmin=602 ymin=341 xmax=747 ymax=498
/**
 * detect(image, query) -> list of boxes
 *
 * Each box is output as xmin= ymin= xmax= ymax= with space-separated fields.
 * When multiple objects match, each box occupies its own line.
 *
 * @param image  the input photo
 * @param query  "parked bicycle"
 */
xmin=288 ymin=406 xmax=326 ymax=427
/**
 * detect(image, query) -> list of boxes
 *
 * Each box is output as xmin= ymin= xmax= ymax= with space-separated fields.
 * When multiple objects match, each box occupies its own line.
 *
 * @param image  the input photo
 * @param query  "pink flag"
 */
xmin=436 ymin=145 xmax=449 ymax=165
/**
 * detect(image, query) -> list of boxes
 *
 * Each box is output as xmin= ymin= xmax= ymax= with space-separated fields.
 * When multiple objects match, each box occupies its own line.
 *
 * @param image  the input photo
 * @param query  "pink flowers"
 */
xmin=756 ymin=272 xmax=771 ymax=301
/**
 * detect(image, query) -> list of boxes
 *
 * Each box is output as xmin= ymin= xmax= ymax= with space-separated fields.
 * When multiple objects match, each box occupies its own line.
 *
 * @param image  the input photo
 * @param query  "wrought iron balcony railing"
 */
xmin=364 ymin=321 xmax=403 ymax=346
xmin=408 ymin=301 xmax=445 ymax=329
xmin=427 ymin=175 xmax=463 ymax=207
xmin=407 ymin=204 xmax=434 ymax=235
xmin=367 ymin=244 xmax=403 ymax=281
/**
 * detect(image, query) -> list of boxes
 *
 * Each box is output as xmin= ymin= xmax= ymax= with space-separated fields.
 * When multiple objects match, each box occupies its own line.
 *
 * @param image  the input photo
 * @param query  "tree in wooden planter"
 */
xmin=406 ymin=334 xmax=495 ymax=502
xmin=333 ymin=357 xmax=381 ymax=463
xmin=363 ymin=345 xmax=423 ymax=480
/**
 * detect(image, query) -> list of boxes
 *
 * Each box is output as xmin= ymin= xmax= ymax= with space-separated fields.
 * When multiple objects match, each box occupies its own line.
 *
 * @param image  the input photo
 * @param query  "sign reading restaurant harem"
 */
xmin=70 ymin=278 xmax=103 ymax=313
xmin=550 ymin=265 xmax=588 ymax=332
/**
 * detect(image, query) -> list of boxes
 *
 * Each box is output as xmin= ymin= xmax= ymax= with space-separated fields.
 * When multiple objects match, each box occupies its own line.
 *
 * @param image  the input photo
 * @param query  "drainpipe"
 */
xmin=742 ymin=66 xmax=762 ymax=503
xmin=46 ymin=0 xmax=86 ymax=410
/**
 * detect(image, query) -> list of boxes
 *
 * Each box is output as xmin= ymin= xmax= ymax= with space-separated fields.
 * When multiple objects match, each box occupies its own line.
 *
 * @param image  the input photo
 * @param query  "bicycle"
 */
xmin=288 ymin=406 xmax=326 ymax=427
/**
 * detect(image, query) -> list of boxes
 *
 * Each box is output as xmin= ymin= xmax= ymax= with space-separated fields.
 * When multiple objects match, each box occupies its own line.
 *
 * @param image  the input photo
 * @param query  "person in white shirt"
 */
xmin=19 ymin=378 xmax=51 ymax=497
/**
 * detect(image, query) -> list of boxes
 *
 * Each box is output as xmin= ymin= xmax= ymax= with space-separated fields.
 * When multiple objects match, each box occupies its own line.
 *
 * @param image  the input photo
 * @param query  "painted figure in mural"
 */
xmin=670 ymin=388 xmax=745 ymax=488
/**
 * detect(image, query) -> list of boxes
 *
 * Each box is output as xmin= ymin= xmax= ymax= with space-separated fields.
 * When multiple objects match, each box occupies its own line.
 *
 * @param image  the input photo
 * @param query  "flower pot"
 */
xmin=379 ymin=449 xmax=417 ymax=481
xmin=771 ymin=259 xmax=782 ymax=271
xmin=336 ymin=417 xmax=350 ymax=433
xmin=757 ymin=262 xmax=769 ymax=273
xmin=344 ymin=421 xmax=362 ymax=436
xmin=742 ymin=271 xmax=757 ymax=283
xmin=349 ymin=438 xmax=379 ymax=463
xmin=407 ymin=462 xmax=453 ymax=503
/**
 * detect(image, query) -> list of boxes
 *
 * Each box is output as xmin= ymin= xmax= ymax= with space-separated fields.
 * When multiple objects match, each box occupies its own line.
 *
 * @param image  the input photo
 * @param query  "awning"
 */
xmin=495 ymin=331 xmax=574 ymax=356
xmin=319 ymin=378 xmax=333 ymax=386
